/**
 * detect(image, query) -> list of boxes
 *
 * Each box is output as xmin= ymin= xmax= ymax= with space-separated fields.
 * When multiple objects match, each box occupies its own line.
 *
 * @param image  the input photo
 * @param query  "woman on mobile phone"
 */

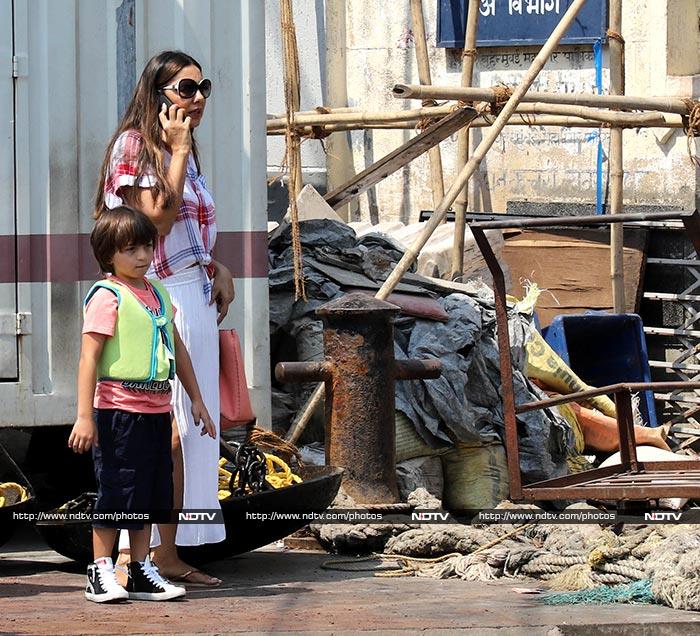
xmin=94 ymin=50 xmax=233 ymax=587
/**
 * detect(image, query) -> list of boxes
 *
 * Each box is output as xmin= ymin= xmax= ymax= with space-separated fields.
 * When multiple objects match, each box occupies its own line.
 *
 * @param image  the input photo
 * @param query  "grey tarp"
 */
xmin=395 ymin=292 xmax=573 ymax=483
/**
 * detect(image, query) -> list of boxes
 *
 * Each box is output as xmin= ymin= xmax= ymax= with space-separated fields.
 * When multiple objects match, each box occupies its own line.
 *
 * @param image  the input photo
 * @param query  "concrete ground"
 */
xmin=2 ymin=526 xmax=700 ymax=635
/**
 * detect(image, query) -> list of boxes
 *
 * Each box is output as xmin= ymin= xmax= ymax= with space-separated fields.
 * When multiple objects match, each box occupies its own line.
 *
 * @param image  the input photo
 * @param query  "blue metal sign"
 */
xmin=437 ymin=0 xmax=608 ymax=48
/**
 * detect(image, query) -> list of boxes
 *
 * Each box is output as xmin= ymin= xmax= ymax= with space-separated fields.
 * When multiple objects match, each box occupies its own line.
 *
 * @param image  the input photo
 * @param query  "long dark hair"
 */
xmin=94 ymin=50 xmax=203 ymax=217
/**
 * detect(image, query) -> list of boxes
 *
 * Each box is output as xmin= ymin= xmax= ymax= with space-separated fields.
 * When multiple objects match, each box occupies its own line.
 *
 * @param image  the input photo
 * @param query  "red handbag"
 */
xmin=219 ymin=329 xmax=255 ymax=430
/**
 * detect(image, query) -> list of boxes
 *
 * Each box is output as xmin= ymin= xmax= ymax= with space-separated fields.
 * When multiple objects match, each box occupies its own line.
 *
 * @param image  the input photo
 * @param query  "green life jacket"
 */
xmin=84 ymin=278 xmax=176 ymax=382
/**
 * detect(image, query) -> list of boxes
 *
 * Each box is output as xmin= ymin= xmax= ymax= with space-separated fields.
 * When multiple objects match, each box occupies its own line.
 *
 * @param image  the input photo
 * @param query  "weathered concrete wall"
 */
xmin=338 ymin=0 xmax=700 ymax=222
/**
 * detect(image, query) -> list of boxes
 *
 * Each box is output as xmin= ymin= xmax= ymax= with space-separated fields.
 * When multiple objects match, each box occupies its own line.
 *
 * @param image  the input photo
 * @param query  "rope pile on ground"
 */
xmin=312 ymin=490 xmax=700 ymax=611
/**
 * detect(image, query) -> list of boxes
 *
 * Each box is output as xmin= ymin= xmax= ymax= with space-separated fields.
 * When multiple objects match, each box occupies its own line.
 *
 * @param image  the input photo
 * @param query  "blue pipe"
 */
xmin=593 ymin=38 xmax=604 ymax=214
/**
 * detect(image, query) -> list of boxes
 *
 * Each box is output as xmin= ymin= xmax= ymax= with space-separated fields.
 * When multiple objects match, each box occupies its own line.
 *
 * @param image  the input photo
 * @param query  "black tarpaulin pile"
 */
xmin=269 ymin=219 xmax=573 ymax=483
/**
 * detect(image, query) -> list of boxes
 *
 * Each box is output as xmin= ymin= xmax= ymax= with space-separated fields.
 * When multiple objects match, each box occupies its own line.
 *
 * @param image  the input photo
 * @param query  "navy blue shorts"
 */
xmin=92 ymin=409 xmax=173 ymax=529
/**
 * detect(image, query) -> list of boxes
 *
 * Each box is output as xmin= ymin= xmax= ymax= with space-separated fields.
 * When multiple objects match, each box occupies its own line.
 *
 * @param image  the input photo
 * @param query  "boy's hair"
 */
xmin=90 ymin=206 xmax=158 ymax=273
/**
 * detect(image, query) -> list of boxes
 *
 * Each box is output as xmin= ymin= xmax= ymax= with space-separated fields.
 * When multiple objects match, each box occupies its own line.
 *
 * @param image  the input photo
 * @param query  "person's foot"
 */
xmin=115 ymin=551 xmax=130 ymax=587
xmin=155 ymin=556 xmax=222 ymax=586
xmin=85 ymin=557 xmax=129 ymax=603
xmin=126 ymin=556 xmax=186 ymax=601
xmin=166 ymin=568 xmax=222 ymax=587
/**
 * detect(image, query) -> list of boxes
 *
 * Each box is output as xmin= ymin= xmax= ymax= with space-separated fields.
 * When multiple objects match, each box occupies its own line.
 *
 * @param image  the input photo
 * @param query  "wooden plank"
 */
xmin=323 ymin=107 xmax=478 ymax=210
xmin=501 ymin=228 xmax=647 ymax=327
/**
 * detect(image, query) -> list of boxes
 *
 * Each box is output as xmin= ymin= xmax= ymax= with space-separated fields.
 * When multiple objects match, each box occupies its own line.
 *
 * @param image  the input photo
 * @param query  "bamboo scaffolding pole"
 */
xmin=268 ymin=106 xmax=358 ymax=119
xmin=392 ymin=84 xmax=695 ymax=116
xmin=326 ymin=0 xmax=356 ymax=222
xmin=452 ymin=0 xmax=479 ymax=280
xmin=375 ymin=0 xmax=587 ymax=303
xmin=609 ymin=0 xmax=625 ymax=312
xmin=267 ymin=103 xmax=454 ymax=128
xmin=266 ymin=104 xmax=681 ymax=131
xmin=266 ymin=115 xmax=683 ymax=135
xmin=410 ymin=0 xmax=445 ymax=207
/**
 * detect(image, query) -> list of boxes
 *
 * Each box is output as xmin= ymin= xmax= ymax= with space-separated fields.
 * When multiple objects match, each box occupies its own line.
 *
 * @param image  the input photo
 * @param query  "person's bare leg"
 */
xmin=115 ymin=542 xmax=130 ymax=586
xmin=93 ymin=527 xmax=118 ymax=560
xmin=128 ymin=526 xmax=151 ymax=564
xmin=152 ymin=417 xmax=221 ymax=585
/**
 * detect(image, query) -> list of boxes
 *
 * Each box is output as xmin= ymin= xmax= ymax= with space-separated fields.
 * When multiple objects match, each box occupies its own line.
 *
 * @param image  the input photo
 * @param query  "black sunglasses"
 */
xmin=160 ymin=78 xmax=212 ymax=99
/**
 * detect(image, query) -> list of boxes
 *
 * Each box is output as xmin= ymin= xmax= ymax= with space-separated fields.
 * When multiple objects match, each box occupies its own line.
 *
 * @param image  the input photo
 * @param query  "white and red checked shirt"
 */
xmin=104 ymin=130 xmax=217 ymax=293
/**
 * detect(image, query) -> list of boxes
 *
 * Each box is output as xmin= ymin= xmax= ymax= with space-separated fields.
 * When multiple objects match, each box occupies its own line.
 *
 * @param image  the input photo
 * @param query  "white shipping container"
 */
xmin=0 ymin=0 xmax=270 ymax=428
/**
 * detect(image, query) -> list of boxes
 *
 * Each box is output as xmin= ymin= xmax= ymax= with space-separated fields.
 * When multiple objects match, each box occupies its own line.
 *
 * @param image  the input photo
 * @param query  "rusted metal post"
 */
xmin=276 ymin=293 xmax=441 ymax=504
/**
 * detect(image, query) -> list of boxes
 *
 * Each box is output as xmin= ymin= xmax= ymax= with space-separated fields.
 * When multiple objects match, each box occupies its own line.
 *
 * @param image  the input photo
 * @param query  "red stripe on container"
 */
xmin=213 ymin=231 xmax=269 ymax=279
xmin=1 ymin=231 xmax=269 ymax=283
xmin=0 ymin=235 xmax=16 ymax=283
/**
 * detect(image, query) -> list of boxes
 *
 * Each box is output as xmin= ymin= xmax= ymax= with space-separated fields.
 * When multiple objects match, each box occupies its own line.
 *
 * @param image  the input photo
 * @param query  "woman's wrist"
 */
xmin=170 ymin=145 xmax=190 ymax=158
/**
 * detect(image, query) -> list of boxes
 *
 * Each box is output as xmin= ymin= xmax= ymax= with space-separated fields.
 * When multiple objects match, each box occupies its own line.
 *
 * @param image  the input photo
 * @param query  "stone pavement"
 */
xmin=1 ymin=526 xmax=700 ymax=635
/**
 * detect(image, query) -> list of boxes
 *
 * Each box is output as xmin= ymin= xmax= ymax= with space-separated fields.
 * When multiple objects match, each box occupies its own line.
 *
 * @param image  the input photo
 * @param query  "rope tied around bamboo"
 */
xmin=682 ymin=98 xmax=700 ymax=167
xmin=490 ymin=85 xmax=513 ymax=116
xmin=280 ymin=0 xmax=306 ymax=301
xmin=462 ymin=48 xmax=477 ymax=59
xmin=606 ymin=29 xmax=625 ymax=45
xmin=415 ymin=99 xmax=441 ymax=131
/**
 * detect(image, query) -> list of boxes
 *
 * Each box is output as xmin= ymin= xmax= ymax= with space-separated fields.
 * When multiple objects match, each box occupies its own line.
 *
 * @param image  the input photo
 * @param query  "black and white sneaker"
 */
xmin=85 ymin=557 xmax=129 ymax=603
xmin=126 ymin=556 xmax=186 ymax=601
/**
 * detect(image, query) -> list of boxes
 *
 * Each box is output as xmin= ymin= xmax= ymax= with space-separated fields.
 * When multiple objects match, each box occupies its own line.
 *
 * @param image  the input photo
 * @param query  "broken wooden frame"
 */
xmin=469 ymin=209 xmax=700 ymax=501
xmin=323 ymin=106 xmax=478 ymax=210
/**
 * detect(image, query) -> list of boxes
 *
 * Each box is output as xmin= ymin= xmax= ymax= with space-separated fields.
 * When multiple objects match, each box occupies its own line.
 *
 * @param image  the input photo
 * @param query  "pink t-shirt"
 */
xmin=83 ymin=277 xmax=175 ymax=413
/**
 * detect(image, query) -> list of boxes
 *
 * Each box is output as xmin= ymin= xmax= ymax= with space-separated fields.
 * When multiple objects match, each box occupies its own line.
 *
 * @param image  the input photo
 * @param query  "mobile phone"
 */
xmin=158 ymin=93 xmax=174 ymax=111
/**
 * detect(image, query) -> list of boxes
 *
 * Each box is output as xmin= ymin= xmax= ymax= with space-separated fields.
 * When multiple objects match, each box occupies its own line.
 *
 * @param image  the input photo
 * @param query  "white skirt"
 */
xmin=166 ymin=266 xmax=225 ymax=545
xmin=119 ymin=265 xmax=225 ymax=549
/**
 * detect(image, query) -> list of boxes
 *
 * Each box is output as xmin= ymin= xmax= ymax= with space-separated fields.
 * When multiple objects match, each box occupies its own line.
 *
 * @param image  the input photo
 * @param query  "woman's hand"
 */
xmin=210 ymin=260 xmax=235 ymax=324
xmin=191 ymin=399 xmax=217 ymax=438
xmin=159 ymin=103 xmax=192 ymax=155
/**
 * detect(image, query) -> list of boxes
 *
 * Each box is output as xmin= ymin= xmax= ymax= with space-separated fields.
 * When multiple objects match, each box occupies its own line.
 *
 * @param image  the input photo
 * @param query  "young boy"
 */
xmin=69 ymin=206 xmax=217 ymax=603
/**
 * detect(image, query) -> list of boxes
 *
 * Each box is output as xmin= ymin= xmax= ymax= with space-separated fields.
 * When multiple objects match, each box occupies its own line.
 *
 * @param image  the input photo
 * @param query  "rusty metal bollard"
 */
xmin=275 ymin=292 xmax=441 ymax=504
